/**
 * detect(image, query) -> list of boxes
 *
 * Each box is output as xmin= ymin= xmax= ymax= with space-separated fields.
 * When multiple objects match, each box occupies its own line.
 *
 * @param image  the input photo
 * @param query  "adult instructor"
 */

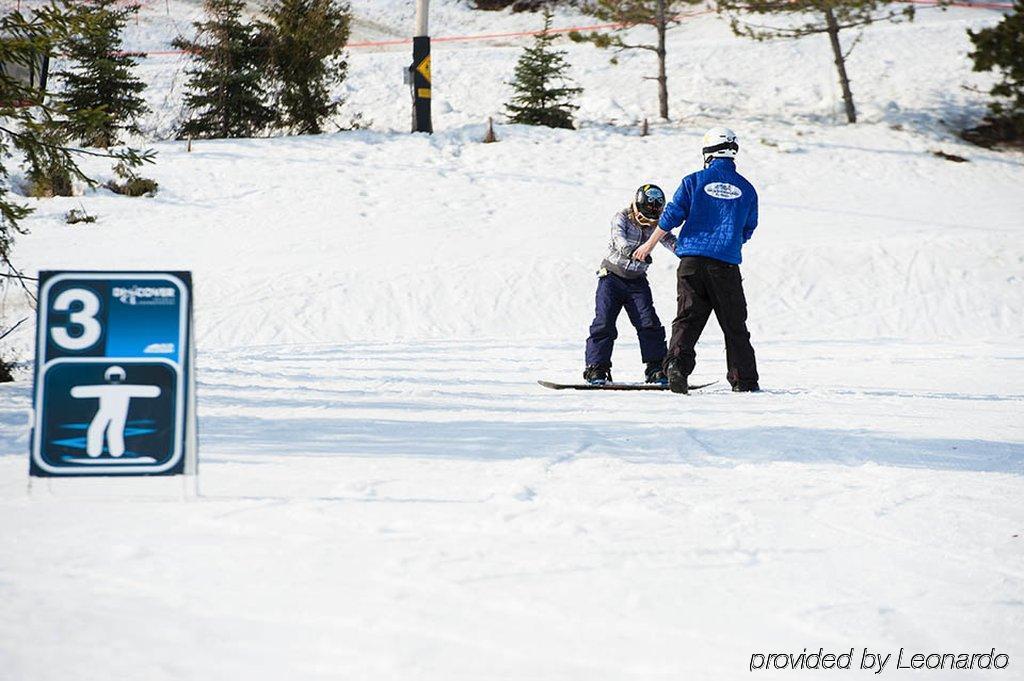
xmin=631 ymin=127 xmax=760 ymax=394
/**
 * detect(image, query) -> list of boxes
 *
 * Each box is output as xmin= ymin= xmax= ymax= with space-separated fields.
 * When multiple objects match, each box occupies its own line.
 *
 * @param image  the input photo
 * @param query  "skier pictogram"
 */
xmin=70 ymin=365 xmax=162 ymax=458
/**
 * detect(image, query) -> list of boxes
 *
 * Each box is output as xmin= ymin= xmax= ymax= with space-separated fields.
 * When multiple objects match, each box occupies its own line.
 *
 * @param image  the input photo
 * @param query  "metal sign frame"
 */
xmin=29 ymin=271 xmax=195 ymax=478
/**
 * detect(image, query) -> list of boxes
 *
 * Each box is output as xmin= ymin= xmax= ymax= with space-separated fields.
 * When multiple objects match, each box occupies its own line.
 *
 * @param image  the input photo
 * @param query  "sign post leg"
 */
xmin=183 ymin=303 xmax=199 ymax=499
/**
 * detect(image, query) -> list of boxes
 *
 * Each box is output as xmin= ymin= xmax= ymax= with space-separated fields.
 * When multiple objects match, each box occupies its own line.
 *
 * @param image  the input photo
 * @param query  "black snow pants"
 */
xmin=667 ymin=256 xmax=759 ymax=388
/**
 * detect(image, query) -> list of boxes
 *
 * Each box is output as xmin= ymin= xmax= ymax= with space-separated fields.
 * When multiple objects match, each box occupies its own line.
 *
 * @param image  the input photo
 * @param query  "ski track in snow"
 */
xmin=1 ymin=2 xmax=1023 ymax=679
xmin=6 ymin=339 xmax=1022 ymax=474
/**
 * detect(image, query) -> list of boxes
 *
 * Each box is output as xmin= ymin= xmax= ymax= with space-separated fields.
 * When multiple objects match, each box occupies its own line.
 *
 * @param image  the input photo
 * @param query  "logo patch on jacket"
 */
xmin=704 ymin=182 xmax=742 ymax=200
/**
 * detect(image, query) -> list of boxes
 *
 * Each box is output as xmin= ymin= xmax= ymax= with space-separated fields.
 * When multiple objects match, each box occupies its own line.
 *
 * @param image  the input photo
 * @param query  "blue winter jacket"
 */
xmin=658 ymin=158 xmax=758 ymax=265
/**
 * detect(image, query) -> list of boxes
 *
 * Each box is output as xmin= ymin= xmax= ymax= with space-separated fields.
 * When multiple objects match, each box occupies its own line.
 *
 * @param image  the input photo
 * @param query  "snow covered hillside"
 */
xmin=0 ymin=2 xmax=1022 ymax=680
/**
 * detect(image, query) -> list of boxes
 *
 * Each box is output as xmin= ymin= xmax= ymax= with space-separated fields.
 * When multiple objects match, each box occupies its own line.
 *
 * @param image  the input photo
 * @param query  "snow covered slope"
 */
xmin=2 ymin=3 xmax=1020 ymax=349
xmin=0 ymin=3 xmax=1022 ymax=680
xmin=7 ymin=121 xmax=1022 ymax=349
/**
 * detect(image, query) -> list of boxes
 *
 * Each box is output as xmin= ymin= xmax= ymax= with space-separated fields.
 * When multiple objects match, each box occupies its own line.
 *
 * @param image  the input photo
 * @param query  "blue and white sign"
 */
xmin=30 ymin=272 xmax=195 ymax=477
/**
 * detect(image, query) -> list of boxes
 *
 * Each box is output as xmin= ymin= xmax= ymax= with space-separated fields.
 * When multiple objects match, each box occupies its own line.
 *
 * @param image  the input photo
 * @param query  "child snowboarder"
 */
xmin=584 ymin=184 xmax=676 ymax=385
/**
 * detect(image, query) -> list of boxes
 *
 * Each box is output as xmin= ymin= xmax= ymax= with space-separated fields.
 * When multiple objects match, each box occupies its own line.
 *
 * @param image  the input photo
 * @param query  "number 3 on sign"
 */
xmin=50 ymin=288 xmax=102 ymax=351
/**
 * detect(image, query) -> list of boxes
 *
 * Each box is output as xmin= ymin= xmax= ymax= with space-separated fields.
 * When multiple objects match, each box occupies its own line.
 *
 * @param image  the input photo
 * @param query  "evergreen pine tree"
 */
xmin=55 ymin=0 xmax=149 ymax=148
xmin=173 ymin=0 xmax=274 ymax=139
xmin=265 ymin=0 xmax=351 ymax=134
xmin=1 ymin=5 xmax=152 ymax=229
xmin=1 ymin=4 xmax=153 ymax=364
xmin=966 ymin=0 xmax=1024 ymax=145
xmin=2 ymin=7 xmax=60 ymax=247
xmin=16 ymin=111 xmax=85 ymax=197
xmin=505 ymin=8 xmax=582 ymax=129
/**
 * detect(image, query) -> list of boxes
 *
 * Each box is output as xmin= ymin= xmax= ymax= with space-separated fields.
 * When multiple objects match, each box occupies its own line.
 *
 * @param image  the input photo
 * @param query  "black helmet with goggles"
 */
xmin=632 ymin=184 xmax=666 ymax=226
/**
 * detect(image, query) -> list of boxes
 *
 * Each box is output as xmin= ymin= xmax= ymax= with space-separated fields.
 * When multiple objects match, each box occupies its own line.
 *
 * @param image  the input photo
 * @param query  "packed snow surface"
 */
xmin=1 ymin=1 xmax=1023 ymax=679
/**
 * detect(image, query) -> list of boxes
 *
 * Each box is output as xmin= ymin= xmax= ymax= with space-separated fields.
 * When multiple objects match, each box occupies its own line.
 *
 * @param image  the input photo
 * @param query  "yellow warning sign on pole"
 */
xmin=416 ymin=55 xmax=431 ymax=83
xmin=412 ymin=35 xmax=431 ymax=134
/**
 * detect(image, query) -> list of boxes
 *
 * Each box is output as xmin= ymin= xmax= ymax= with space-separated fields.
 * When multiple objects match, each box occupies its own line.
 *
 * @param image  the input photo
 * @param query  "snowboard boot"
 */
xmin=583 ymin=364 xmax=613 ymax=385
xmin=664 ymin=358 xmax=687 ymax=394
xmin=644 ymin=361 xmax=667 ymax=385
xmin=732 ymin=381 xmax=761 ymax=393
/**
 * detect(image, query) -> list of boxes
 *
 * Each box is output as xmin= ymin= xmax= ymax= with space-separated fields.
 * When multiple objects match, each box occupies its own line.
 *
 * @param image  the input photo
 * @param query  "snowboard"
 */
xmin=537 ymin=380 xmax=717 ymax=392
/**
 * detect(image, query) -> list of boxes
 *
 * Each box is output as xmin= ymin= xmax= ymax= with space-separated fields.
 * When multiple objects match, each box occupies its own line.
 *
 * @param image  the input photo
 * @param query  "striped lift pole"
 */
xmin=411 ymin=0 xmax=432 ymax=133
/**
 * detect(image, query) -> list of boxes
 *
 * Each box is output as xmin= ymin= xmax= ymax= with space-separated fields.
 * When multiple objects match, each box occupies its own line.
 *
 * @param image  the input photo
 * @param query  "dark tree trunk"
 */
xmin=656 ymin=0 xmax=668 ymax=120
xmin=824 ymin=6 xmax=856 ymax=124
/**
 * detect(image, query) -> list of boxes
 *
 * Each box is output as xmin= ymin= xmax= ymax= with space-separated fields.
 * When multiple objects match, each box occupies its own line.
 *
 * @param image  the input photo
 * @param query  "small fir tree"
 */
xmin=265 ymin=0 xmax=352 ymax=134
xmin=17 ymin=112 xmax=85 ymax=197
xmin=55 ymin=0 xmax=149 ymax=148
xmin=505 ymin=8 xmax=583 ymax=129
xmin=1 ymin=6 xmax=154 ymax=273
xmin=965 ymin=0 xmax=1024 ymax=146
xmin=173 ymin=0 xmax=274 ymax=139
xmin=716 ymin=0 xmax=915 ymax=124
xmin=570 ymin=0 xmax=701 ymax=121
xmin=0 ymin=353 xmax=14 ymax=383
xmin=2 ymin=5 xmax=60 ymax=256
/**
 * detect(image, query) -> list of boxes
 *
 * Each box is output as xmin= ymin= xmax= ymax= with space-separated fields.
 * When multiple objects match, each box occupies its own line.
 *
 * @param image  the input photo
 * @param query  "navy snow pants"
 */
xmin=585 ymin=272 xmax=667 ymax=368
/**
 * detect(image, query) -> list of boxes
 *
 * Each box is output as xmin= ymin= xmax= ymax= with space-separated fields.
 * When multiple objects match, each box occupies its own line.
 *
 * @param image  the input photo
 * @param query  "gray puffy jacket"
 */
xmin=600 ymin=207 xmax=677 ymax=279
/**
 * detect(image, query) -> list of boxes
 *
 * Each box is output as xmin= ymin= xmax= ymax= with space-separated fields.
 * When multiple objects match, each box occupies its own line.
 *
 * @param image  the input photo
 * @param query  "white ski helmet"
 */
xmin=701 ymin=126 xmax=739 ymax=164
